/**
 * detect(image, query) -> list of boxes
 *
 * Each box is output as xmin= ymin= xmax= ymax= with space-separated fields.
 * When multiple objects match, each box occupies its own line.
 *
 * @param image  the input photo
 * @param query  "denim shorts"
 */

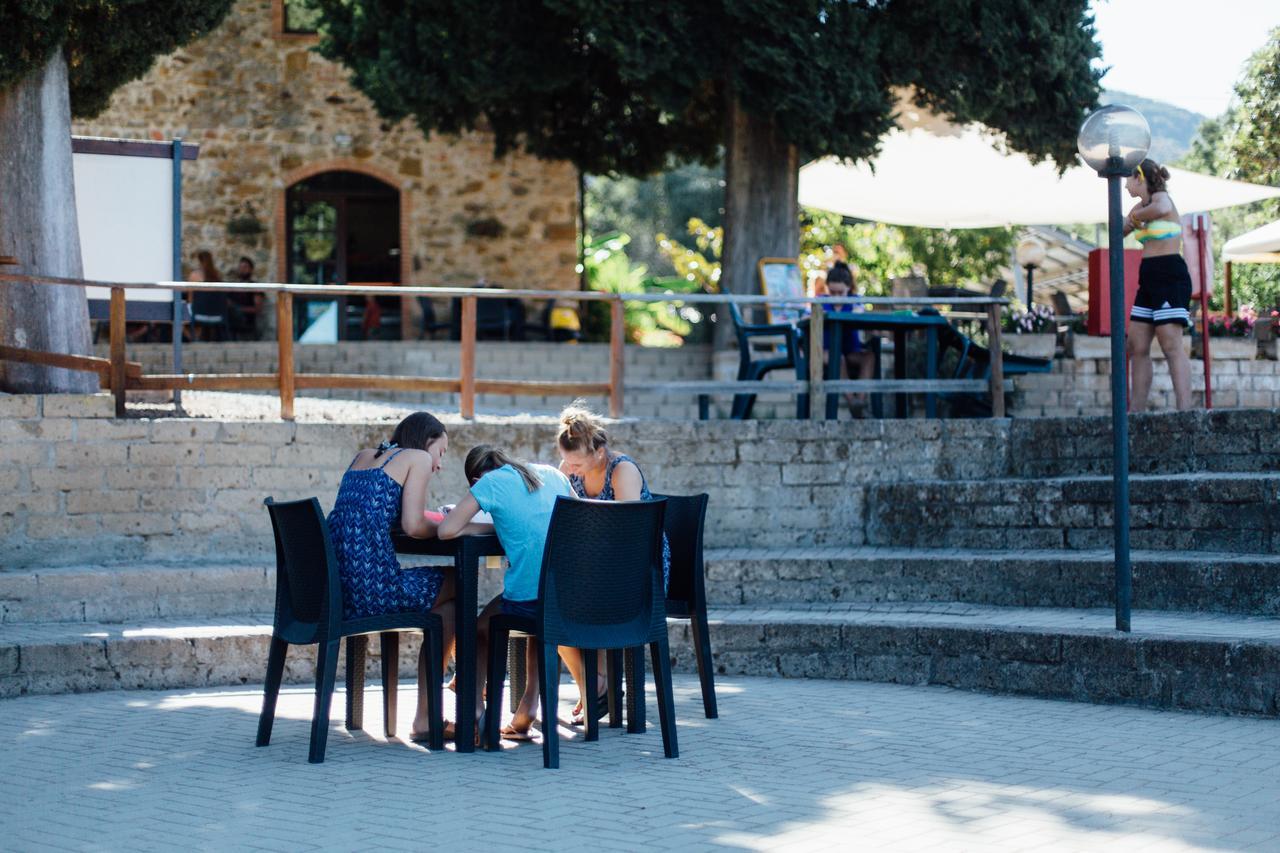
xmin=500 ymin=597 xmax=538 ymax=618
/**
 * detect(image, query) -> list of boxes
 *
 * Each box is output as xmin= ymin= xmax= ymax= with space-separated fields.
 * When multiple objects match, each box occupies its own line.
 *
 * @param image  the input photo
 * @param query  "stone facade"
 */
xmin=72 ymin=0 xmax=579 ymax=315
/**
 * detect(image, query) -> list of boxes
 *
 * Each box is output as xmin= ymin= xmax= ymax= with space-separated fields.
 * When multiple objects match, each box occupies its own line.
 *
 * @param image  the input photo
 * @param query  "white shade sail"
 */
xmin=1222 ymin=219 xmax=1280 ymax=263
xmin=798 ymin=125 xmax=1280 ymax=229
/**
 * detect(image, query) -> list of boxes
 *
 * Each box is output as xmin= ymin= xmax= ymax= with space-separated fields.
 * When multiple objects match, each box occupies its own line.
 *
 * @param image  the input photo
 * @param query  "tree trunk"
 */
xmin=720 ymin=98 xmax=799 ymax=345
xmin=0 ymin=47 xmax=96 ymax=393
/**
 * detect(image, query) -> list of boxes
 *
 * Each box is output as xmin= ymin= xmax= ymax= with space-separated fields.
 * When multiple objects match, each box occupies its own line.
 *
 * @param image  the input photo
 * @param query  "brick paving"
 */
xmin=2 ymin=675 xmax=1278 ymax=851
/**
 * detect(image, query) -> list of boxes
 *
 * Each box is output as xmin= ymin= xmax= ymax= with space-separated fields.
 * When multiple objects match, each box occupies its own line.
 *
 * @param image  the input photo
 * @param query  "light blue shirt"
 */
xmin=469 ymin=463 xmax=574 ymax=602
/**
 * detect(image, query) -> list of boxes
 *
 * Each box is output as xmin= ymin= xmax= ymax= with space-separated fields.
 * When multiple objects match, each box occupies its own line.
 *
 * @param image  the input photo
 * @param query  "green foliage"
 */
xmin=314 ymin=0 xmax=1101 ymax=177
xmin=0 ymin=1 xmax=234 ymax=118
xmin=585 ymin=164 xmax=724 ymax=276
xmin=581 ymin=233 xmax=701 ymax=346
xmin=656 ymin=218 xmax=722 ymax=294
xmin=1177 ymin=27 xmax=1280 ymax=311
xmin=799 ymin=208 xmax=1013 ymax=294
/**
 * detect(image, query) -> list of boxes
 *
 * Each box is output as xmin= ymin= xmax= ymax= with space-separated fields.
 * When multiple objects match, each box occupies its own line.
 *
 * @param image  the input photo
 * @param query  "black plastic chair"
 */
xmin=654 ymin=493 xmax=716 ymax=718
xmin=484 ymin=497 xmax=675 ymax=769
xmin=723 ymin=301 xmax=800 ymax=420
xmin=418 ymin=297 xmax=451 ymax=340
xmin=256 ymin=497 xmax=445 ymax=763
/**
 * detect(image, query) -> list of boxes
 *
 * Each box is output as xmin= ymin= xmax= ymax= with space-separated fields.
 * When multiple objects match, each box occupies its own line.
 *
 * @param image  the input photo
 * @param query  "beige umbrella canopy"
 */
xmin=799 ymin=107 xmax=1280 ymax=229
xmin=1223 ymin=219 xmax=1280 ymax=264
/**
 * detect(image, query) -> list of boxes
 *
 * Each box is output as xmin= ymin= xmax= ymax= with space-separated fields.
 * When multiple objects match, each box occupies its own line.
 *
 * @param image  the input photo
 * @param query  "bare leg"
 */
xmin=1157 ymin=323 xmax=1193 ymax=410
xmin=1127 ymin=322 xmax=1155 ymax=412
xmin=558 ymin=646 xmax=589 ymax=716
xmin=413 ymin=574 xmax=455 ymax=736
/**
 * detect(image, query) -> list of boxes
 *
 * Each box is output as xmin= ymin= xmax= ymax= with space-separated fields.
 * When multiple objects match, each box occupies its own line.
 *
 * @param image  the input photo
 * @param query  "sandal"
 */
xmin=571 ymin=690 xmax=614 ymax=726
xmin=500 ymin=724 xmax=536 ymax=742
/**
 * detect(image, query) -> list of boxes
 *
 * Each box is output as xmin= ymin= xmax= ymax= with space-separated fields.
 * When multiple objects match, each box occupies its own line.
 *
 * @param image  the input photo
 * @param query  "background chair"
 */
xmin=484 ymin=497 xmax=674 ymax=769
xmin=418 ymin=297 xmax=452 ymax=340
xmin=256 ymin=497 xmax=444 ymax=763
xmin=450 ymin=296 xmax=526 ymax=341
xmin=653 ymin=493 xmax=716 ymax=718
xmin=722 ymin=301 xmax=800 ymax=420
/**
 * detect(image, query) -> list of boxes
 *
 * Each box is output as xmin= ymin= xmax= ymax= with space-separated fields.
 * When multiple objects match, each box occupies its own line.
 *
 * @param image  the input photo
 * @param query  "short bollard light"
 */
xmin=1077 ymin=104 xmax=1151 ymax=632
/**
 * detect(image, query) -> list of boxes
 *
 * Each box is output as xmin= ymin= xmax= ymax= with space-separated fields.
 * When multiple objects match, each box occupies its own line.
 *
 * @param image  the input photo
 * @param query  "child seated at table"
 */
xmin=820 ymin=261 xmax=876 ymax=416
xmin=436 ymin=445 xmax=575 ymax=742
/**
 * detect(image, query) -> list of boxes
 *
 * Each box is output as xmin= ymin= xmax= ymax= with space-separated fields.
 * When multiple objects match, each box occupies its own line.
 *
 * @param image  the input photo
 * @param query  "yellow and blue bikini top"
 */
xmin=1133 ymin=219 xmax=1181 ymax=245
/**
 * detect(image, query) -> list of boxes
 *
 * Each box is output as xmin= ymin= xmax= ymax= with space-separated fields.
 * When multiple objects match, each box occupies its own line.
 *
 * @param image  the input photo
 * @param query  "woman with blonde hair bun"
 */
xmin=554 ymin=400 xmax=670 ymax=725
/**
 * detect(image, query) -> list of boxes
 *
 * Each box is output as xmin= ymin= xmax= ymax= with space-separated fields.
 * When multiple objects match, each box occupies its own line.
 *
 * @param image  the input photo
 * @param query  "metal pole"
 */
xmin=1106 ymin=169 xmax=1131 ymax=632
xmin=1024 ymin=264 xmax=1034 ymax=309
xmin=171 ymin=139 xmax=184 ymax=407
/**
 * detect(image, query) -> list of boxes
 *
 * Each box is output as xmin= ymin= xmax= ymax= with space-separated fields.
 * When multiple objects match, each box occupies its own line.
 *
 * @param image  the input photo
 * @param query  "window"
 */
xmin=281 ymin=0 xmax=322 ymax=35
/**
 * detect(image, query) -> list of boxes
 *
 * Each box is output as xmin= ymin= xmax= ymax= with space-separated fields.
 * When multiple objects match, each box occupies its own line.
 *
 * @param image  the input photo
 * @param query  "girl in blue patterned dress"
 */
xmin=327 ymin=411 xmax=457 ymax=741
xmin=555 ymin=402 xmax=671 ymax=725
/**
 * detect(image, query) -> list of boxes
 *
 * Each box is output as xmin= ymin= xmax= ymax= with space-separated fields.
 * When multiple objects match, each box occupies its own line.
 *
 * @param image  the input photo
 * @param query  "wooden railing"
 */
xmin=0 ymin=273 xmax=1009 ymax=420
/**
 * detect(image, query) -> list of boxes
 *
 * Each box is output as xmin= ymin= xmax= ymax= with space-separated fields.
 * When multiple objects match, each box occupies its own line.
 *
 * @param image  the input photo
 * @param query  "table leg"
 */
xmin=453 ymin=542 xmax=479 ymax=752
xmin=894 ymin=330 xmax=908 ymax=418
xmin=826 ymin=324 xmax=841 ymax=421
xmin=925 ymin=327 xmax=938 ymax=419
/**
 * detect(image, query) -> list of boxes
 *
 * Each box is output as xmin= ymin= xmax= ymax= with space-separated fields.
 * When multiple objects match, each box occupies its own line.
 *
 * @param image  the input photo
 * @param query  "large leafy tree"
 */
xmin=315 ymin=0 xmax=1100 ymax=338
xmin=1178 ymin=27 xmax=1280 ymax=310
xmin=0 ymin=1 xmax=232 ymax=392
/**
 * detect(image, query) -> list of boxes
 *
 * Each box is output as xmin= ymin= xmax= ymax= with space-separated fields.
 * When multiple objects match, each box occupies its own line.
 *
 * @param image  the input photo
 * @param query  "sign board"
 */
xmin=72 ymin=137 xmax=196 ymax=321
xmin=756 ymin=257 xmax=805 ymax=324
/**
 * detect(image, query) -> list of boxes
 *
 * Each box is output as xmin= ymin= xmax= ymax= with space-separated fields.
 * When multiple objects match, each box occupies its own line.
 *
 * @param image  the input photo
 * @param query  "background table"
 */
xmin=798 ymin=311 xmax=950 ymax=419
xmin=392 ymin=532 xmax=504 ymax=752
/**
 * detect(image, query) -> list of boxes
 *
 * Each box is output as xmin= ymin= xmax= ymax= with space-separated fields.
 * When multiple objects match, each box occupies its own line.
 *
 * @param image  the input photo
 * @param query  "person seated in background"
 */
xmin=437 ymin=445 xmax=574 ymax=742
xmin=186 ymin=250 xmax=230 ymax=342
xmin=818 ymin=261 xmax=876 ymax=417
xmin=227 ymin=256 xmax=263 ymax=340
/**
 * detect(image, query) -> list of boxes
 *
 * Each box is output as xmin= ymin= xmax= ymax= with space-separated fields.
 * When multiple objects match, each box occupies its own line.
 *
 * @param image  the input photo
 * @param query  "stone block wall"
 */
xmin=0 ymin=395 xmax=1015 ymax=568
xmin=72 ymin=0 xmax=578 ymax=297
xmin=1012 ymin=354 xmax=1280 ymax=417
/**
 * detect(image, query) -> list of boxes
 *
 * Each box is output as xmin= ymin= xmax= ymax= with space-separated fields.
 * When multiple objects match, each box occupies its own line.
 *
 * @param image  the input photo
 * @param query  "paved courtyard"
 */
xmin=2 ymin=676 xmax=1278 ymax=852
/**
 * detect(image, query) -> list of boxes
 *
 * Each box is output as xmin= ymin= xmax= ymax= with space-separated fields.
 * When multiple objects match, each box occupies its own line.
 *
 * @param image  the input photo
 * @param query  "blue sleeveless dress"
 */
xmin=568 ymin=453 xmax=671 ymax=590
xmin=327 ymin=449 xmax=445 ymax=620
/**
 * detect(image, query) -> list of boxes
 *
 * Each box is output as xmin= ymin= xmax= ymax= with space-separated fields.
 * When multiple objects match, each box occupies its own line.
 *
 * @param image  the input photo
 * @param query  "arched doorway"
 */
xmin=285 ymin=170 xmax=401 ymax=341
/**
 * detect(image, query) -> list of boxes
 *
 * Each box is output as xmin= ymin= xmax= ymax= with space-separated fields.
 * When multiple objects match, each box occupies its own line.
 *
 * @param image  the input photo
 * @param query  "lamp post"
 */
xmin=1015 ymin=235 xmax=1047 ymax=310
xmin=1077 ymin=105 xmax=1150 ymax=633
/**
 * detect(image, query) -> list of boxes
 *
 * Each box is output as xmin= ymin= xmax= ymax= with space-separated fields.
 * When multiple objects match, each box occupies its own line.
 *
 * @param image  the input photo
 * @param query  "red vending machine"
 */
xmin=1086 ymin=248 xmax=1143 ymax=336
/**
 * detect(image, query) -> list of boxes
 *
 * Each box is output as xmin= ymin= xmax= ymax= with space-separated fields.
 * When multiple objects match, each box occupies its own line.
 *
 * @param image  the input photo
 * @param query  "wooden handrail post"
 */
xmin=109 ymin=286 xmax=126 ymax=417
xmin=460 ymin=295 xmax=476 ymax=419
xmin=276 ymin=293 xmax=295 ymax=420
xmin=987 ymin=301 xmax=1006 ymax=418
xmin=609 ymin=299 xmax=625 ymax=417
xmin=808 ymin=305 xmax=824 ymax=421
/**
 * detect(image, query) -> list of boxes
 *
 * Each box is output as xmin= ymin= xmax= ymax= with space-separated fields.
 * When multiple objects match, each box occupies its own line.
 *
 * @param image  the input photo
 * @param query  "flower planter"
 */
xmin=1067 ymin=334 xmax=1111 ymax=359
xmin=1255 ymin=318 xmax=1275 ymax=343
xmin=1004 ymin=333 xmax=1055 ymax=359
xmin=1200 ymin=337 xmax=1257 ymax=360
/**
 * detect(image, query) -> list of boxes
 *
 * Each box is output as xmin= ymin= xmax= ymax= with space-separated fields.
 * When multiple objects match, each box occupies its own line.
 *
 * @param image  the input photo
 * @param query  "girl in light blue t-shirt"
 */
xmin=437 ymin=444 xmax=574 ymax=742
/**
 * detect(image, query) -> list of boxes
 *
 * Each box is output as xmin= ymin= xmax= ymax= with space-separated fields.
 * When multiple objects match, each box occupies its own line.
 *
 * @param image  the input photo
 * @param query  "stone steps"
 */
xmin=8 ymin=545 xmax=1280 ymax=626
xmin=704 ymin=548 xmax=1280 ymax=616
xmin=674 ymin=604 xmax=1280 ymax=717
xmin=4 ymin=605 xmax=1278 ymax=717
xmin=866 ymin=472 xmax=1280 ymax=553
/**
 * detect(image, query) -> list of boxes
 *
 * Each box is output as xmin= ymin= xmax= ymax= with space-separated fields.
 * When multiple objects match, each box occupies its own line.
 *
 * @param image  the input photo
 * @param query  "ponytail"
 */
xmin=465 ymin=444 xmax=543 ymax=493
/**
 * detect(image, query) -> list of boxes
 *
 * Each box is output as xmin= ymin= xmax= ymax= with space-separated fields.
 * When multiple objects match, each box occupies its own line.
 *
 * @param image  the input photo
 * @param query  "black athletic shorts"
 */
xmin=1130 ymin=255 xmax=1192 ymax=327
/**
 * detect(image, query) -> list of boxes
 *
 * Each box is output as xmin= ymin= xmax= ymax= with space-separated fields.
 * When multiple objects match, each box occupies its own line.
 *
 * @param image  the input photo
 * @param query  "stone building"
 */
xmin=73 ymin=0 xmax=579 ymax=340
